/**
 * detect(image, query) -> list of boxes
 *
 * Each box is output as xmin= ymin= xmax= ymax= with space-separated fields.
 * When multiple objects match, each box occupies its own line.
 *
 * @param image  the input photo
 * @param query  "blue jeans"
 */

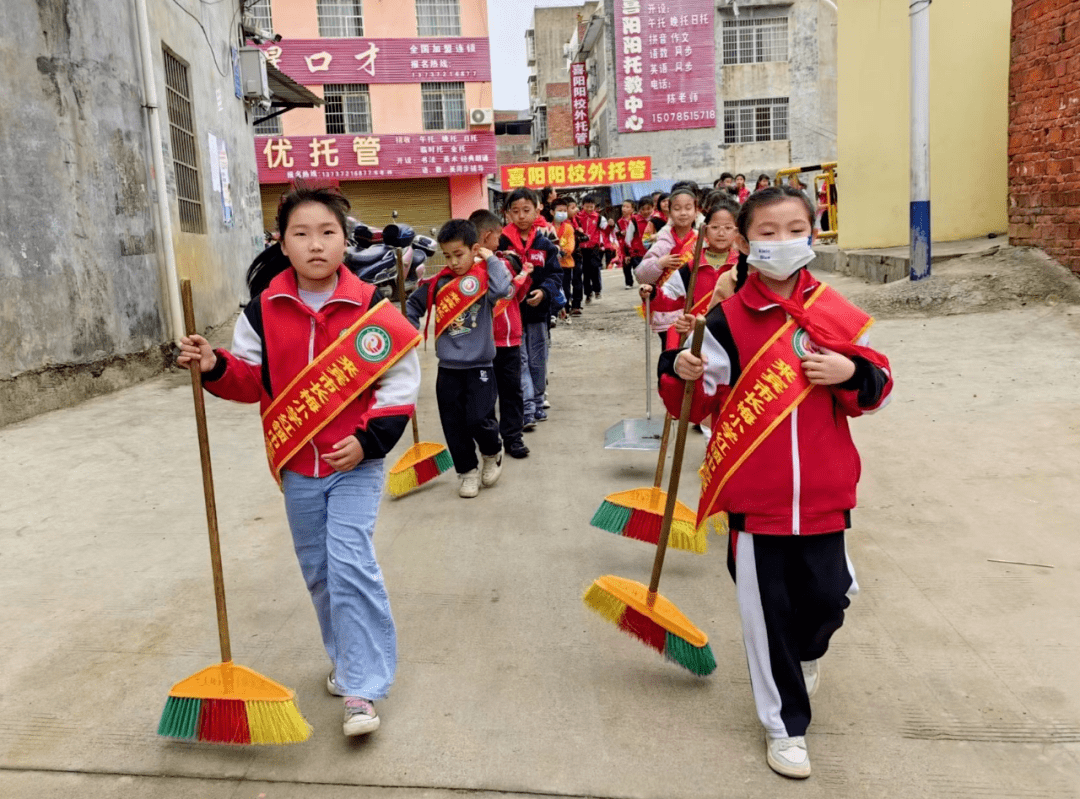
xmin=520 ymin=321 xmax=548 ymax=419
xmin=282 ymin=459 xmax=396 ymax=700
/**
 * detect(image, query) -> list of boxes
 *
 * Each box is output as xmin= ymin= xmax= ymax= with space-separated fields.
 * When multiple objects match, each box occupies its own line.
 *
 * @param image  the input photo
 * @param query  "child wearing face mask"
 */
xmin=657 ymin=187 xmax=893 ymax=781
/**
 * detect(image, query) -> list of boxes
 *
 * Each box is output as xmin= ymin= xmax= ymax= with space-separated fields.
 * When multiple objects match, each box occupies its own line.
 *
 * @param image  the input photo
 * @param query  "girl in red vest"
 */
xmin=178 ymin=184 xmax=421 ymax=739
xmin=650 ymin=196 xmax=741 ymax=348
xmin=659 ymin=187 xmax=893 ymax=779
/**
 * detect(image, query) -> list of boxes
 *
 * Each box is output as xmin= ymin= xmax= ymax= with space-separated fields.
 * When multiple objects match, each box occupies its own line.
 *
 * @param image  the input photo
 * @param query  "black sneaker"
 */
xmin=507 ymin=440 xmax=530 ymax=458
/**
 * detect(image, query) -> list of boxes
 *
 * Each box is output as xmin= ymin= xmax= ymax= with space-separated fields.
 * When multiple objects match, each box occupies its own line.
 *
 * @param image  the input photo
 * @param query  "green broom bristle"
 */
xmin=590 ymin=500 xmax=632 ymax=534
xmin=434 ymin=448 xmax=453 ymax=473
xmin=664 ymin=632 xmax=717 ymax=676
xmin=158 ymin=696 xmax=201 ymax=739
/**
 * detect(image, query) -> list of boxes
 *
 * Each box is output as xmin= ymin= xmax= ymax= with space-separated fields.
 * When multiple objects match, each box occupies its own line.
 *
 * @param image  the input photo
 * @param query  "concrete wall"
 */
xmin=0 ymin=0 xmax=261 ymax=426
xmin=530 ymin=5 xmax=585 ymax=159
xmin=837 ymin=0 xmax=1011 ymax=249
xmin=150 ymin=0 xmax=265 ymax=332
xmin=1008 ymin=0 xmax=1080 ymax=274
xmin=592 ymin=0 xmax=835 ymax=184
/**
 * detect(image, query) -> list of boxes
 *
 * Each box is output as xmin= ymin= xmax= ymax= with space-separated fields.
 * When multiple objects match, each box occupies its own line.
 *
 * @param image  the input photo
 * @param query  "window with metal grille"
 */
xmin=246 ymin=0 xmax=273 ymax=32
xmin=421 ymin=82 xmax=466 ymax=130
xmin=317 ymin=0 xmax=364 ymax=37
xmin=723 ymin=98 xmax=789 ymax=144
xmin=722 ymin=17 xmax=788 ymax=65
xmin=416 ymin=0 xmax=460 ymax=36
xmin=163 ymin=48 xmax=205 ymax=234
xmin=253 ymin=113 xmax=282 ymax=136
xmin=324 ymin=84 xmax=372 ymax=134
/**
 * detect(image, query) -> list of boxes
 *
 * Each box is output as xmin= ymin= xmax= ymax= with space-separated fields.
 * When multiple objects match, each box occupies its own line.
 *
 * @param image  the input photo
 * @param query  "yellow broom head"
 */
xmin=583 ymin=575 xmax=716 ymax=675
xmin=387 ymin=442 xmax=452 ymax=497
xmin=591 ymin=488 xmax=706 ymax=554
xmin=158 ymin=662 xmax=311 ymax=745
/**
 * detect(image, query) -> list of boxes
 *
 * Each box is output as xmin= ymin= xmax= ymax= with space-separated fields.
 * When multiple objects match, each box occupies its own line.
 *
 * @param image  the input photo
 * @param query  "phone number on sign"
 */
xmin=648 ymin=110 xmax=716 ymax=124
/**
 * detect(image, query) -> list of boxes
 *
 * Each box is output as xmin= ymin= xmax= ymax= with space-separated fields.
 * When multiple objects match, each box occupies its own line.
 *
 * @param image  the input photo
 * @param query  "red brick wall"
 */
xmin=497 ymin=135 xmax=532 ymax=169
xmin=1009 ymin=0 xmax=1080 ymax=273
xmin=545 ymin=82 xmax=574 ymax=153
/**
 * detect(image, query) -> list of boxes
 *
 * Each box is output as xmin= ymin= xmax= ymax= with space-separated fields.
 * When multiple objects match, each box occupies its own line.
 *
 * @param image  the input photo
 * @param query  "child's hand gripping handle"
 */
xmin=180 ymin=279 xmax=232 ymax=664
xmin=647 ymin=317 xmax=706 ymax=600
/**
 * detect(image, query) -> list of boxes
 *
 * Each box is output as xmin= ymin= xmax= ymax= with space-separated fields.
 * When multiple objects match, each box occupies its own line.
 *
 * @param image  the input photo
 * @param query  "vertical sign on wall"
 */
xmin=570 ymin=62 xmax=590 ymax=148
xmin=615 ymin=0 xmax=716 ymax=133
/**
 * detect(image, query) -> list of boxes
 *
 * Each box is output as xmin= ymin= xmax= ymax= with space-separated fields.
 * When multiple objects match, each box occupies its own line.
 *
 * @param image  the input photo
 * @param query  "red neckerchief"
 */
xmin=669 ymin=227 xmax=698 ymax=260
xmin=749 ymin=271 xmax=877 ymax=361
xmin=502 ymin=224 xmax=537 ymax=260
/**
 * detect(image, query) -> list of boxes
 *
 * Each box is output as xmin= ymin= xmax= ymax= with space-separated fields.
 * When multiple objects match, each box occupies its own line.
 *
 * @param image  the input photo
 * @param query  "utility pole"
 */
xmin=910 ymin=0 xmax=932 ymax=281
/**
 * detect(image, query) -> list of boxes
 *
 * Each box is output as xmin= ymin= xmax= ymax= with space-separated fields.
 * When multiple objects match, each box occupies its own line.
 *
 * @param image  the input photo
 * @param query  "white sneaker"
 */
xmin=766 ymin=734 xmax=811 ymax=779
xmin=802 ymin=660 xmax=820 ymax=698
xmin=326 ymin=670 xmax=346 ymax=697
xmin=542 ymin=399 xmax=551 ymax=409
xmin=343 ymin=697 xmax=380 ymax=736
xmin=459 ymin=469 xmax=480 ymax=498
xmin=480 ymin=450 xmax=503 ymax=487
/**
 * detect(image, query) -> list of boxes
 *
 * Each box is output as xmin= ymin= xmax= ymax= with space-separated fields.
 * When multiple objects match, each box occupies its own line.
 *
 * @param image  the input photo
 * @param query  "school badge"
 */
xmin=458 ymin=274 xmax=482 ymax=297
xmin=356 ymin=325 xmax=393 ymax=363
xmin=791 ymin=327 xmax=818 ymax=358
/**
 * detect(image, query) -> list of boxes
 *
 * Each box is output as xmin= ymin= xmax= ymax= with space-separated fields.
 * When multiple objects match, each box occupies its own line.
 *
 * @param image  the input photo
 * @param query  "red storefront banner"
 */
xmin=570 ymin=62 xmax=590 ymax=147
xmin=256 ymin=38 xmax=491 ymax=84
xmin=500 ymin=157 xmax=652 ymax=190
xmin=614 ymin=0 xmax=716 ymax=133
xmin=257 ymin=132 xmax=497 ymax=183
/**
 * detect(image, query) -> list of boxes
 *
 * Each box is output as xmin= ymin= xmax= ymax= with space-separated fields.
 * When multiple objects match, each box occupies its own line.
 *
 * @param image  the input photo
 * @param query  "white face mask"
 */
xmin=747 ymin=237 xmax=815 ymax=280
xmin=554 ymin=211 xmax=568 ymax=222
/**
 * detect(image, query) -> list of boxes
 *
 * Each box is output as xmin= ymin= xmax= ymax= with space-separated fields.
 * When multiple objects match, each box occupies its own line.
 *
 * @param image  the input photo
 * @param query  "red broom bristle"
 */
xmin=623 ymin=509 xmax=662 ymax=544
xmin=413 ymin=456 xmax=438 ymax=485
xmin=618 ymin=606 xmax=667 ymax=653
xmin=198 ymin=698 xmax=251 ymax=744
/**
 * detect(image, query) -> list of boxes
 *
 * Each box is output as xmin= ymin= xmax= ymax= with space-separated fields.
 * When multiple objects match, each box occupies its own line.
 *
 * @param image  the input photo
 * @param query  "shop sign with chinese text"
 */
xmin=257 ymin=38 xmax=491 ymax=84
xmin=615 ymin=0 xmax=716 ymax=133
xmin=500 ymin=157 xmax=651 ymax=190
xmin=570 ymin=62 xmax=590 ymax=147
xmin=258 ymin=132 xmax=497 ymax=183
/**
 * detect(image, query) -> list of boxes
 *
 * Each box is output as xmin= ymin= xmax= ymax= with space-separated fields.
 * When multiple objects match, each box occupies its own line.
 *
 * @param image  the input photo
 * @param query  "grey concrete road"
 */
xmin=2 ymin=267 xmax=1079 ymax=798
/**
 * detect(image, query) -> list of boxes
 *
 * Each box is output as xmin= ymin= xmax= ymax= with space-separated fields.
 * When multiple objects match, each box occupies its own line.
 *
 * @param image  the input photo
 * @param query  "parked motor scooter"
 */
xmin=345 ymin=211 xmax=427 ymax=299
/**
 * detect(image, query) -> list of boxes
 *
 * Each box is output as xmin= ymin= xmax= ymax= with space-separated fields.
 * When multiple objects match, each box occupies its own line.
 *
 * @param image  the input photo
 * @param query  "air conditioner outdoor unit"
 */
xmin=238 ymin=46 xmax=271 ymax=102
xmin=469 ymin=108 xmax=494 ymax=126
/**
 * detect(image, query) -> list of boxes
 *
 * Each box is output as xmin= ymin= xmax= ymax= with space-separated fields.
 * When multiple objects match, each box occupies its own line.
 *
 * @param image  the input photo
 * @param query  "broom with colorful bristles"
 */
xmin=584 ymin=318 xmax=717 ymax=676
xmin=591 ymin=229 xmax=707 ymax=554
xmin=386 ymin=246 xmax=452 ymax=497
xmin=158 ymin=280 xmax=311 ymax=745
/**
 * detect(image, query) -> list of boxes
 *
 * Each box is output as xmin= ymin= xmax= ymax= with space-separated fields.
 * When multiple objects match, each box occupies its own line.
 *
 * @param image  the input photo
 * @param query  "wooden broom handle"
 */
xmin=650 ymin=228 xmax=706 ymax=490
xmin=648 ymin=317 xmax=705 ymax=597
xmin=181 ymin=280 xmax=232 ymax=664
xmin=396 ymin=249 xmax=422 ymax=446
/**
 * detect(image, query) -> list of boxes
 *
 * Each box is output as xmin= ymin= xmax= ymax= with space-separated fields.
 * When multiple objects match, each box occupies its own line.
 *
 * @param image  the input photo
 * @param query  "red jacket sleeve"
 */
xmin=829 ymin=347 xmax=893 ymax=417
xmin=203 ymin=350 xmax=264 ymax=404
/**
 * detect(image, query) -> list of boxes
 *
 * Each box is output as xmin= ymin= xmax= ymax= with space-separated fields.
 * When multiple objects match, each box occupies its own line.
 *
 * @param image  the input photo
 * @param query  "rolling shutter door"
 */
xmin=261 ymin=184 xmax=288 ymax=231
xmin=338 ymin=178 xmax=451 ymax=239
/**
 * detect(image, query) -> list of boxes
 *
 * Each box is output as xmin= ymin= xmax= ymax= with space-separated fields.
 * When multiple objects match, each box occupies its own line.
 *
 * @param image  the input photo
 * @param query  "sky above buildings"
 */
xmin=488 ymin=0 xmax=585 ymax=111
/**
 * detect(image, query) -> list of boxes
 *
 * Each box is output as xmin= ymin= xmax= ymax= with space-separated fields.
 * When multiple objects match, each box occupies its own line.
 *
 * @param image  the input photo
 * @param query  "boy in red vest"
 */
xmin=498 ymin=188 xmax=563 ymax=426
xmin=576 ymin=194 xmax=604 ymax=304
xmin=405 ymin=219 xmax=514 ymax=498
xmin=469 ymin=209 xmax=533 ymax=459
xmin=617 ymin=198 xmax=646 ymax=289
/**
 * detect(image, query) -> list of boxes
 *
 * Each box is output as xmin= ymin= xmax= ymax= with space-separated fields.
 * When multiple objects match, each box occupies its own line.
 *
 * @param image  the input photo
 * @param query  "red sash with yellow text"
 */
xmin=428 ymin=262 xmax=489 ymax=340
xmin=261 ymin=299 xmax=421 ymax=483
xmin=492 ymin=253 xmax=523 ymax=317
xmin=641 ymin=228 xmax=698 ymax=319
xmin=696 ymin=284 xmax=873 ymax=529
